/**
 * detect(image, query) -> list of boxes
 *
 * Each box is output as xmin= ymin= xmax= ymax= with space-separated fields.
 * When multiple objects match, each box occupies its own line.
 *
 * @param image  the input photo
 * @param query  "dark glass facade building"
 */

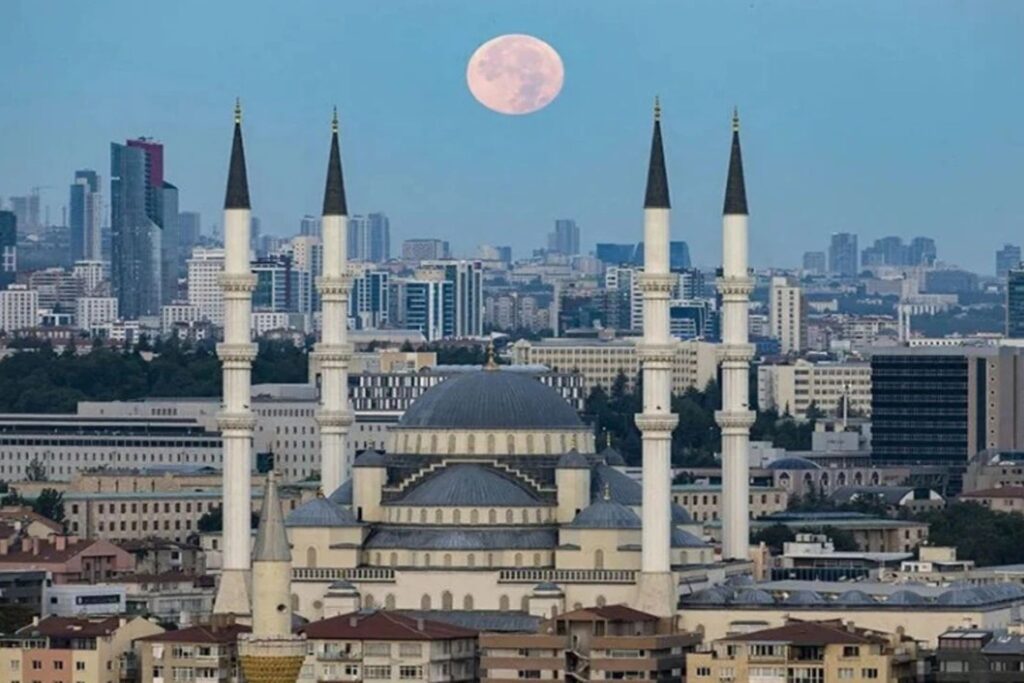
xmin=1006 ymin=266 xmax=1024 ymax=338
xmin=0 ymin=210 xmax=16 ymax=288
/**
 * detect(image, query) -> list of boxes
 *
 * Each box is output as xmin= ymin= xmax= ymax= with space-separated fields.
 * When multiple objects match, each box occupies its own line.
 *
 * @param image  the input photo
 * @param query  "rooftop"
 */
xmin=301 ymin=610 xmax=476 ymax=641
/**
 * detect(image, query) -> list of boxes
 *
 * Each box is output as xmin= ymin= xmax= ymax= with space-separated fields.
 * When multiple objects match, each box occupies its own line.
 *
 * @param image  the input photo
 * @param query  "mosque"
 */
xmin=212 ymin=98 xmax=755 ymax=628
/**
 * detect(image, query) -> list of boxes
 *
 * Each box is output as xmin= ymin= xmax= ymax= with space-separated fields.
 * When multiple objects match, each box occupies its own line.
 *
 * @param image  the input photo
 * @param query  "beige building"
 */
xmin=298 ymin=610 xmax=477 ymax=682
xmin=959 ymin=486 xmax=1024 ymax=513
xmin=757 ymin=359 xmax=872 ymax=419
xmin=769 ymin=276 xmax=807 ymax=355
xmin=671 ymin=484 xmax=788 ymax=522
xmin=138 ymin=620 xmax=247 ymax=683
xmin=480 ymin=605 xmax=700 ymax=682
xmin=963 ymin=450 xmax=1024 ymax=493
xmin=510 ymin=338 xmax=718 ymax=393
xmin=0 ymin=615 xmax=163 ymax=683
xmin=687 ymin=619 xmax=919 ymax=683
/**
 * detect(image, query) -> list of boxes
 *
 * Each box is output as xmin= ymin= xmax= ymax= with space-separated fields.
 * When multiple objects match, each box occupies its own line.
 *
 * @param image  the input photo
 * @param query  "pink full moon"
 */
xmin=466 ymin=34 xmax=564 ymax=115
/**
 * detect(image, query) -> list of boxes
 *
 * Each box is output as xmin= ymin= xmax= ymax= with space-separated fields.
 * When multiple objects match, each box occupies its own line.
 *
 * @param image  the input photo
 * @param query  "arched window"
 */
xmin=596 ymin=595 xmax=607 ymax=607
xmin=468 ymin=554 xmax=475 ymax=567
xmin=506 ymin=510 xmax=514 ymax=523
xmin=467 ymin=434 xmax=476 ymax=454
xmin=420 ymin=509 xmax=427 ymax=523
xmin=544 ymin=434 xmax=551 ymax=452
xmin=389 ymin=552 xmax=398 ymax=567
xmin=499 ymin=595 xmax=510 ymax=611
xmin=424 ymin=553 xmax=431 ymax=567
xmin=526 ymin=435 xmax=534 ymax=454
xmin=363 ymin=594 xmax=376 ymax=609
xmin=421 ymin=594 xmax=432 ymax=610
xmin=533 ymin=553 xmax=541 ymax=567
xmin=447 ymin=434 xmax=456 ymax=453
xmin=430 ymin=434 xmax=438 ymax=452
xmin=291 ymin=594 xmax=299 ymax=611
xmin=594 ymin=549 xmax=604 ymax=569
xmin=435 ymin=509 xmax=443 ymax=523
xmin=522 ymin=509 xmax=529 ymax=523
xmin=415 ymin=435 xmax=422 ymax=452
xmin=444 ymin=553 xmax=452 ymax=567
xmin=488 ymin=509 xmax=497 ymax=524
xmin=521 ymin=596 xmax=530 ymax=612
xmin=406 ymin=508 xmax=413 ymax=522
xmin=385 ymin=594 xmax=396 ymax=610
xmin=487 ymin=434 xmax=495 ymax=454
xmin=374 ymin=553 xmax=381 ymax=565
xmin=507 ymin=435 xmax=515 ymax=454
xmin=535 ymin=509 xmax=542 ymax=522
xmin=306 ymin=547 xmax=318 ymax=568
xmin=442 ymin=591 xmax=453 ymax=610
xmin=470 ymin=509 xmax=479 ymax=524
xmin=453 ymin=510 xmax=461 ymax=524
xmin=463 ymin=595 xmax=474 ymax=610
xmin=871 ymin=471 xmax=880 ymax=485
xmin=514 ymin=553 xmax=523 ymax=567
xmin=854 ymin=471 xmax=863 ymax=485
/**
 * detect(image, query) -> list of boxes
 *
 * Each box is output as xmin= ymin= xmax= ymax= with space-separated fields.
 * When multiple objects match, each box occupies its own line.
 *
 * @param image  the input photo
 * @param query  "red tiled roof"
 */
xmin=301 ymin=611 xmax=476 ymax=641
xmin=0 ymin=508 xmax=63 ymax=533
xmin=726 ymin=620 xmax=881 ymax=646
xmin=139 ymin=624 xmax=249 ymax=644
xmin=558 ymin=605 xmax=659 ymax=622
xmin=961 ymin=487 xmax=1024 ymax=499
xmin=18 ymin=616 xmax=123 ymax=639
xmin=0 ymin=539 xmax=103 ymax=564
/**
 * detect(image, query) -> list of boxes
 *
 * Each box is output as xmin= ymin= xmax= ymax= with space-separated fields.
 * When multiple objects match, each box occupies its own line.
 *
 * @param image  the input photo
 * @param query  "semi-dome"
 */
xmin=390 ymin=464 xmax=542 ymax=507
xmin=569 ymin=499 xmax=641 ymax=529
xmin=286 ymin=496 xmax=361 ymax=528
xmin=397 ymin=370 xmax=583 ymax=430
xmin=557 ymin=450 xmax=590 ymax=469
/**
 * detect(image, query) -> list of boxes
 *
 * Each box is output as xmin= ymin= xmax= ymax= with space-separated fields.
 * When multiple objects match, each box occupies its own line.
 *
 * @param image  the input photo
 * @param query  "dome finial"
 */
xmin=602 ymin=482 xmax=611 ymax=501
xmin=332 ymin=106 xmax=338 ymax=134
xmin=234 ymin=97 xmax=242 ymax=125
xmin=732 ymin=106 xmax=740 ymax=133
xmin=654 ymin=95 xmax=661 ymax=122
xmin=484 ymin=339 xmax=498 ymax=370
xmin=605 ymin=431 xmax=611 ymax=448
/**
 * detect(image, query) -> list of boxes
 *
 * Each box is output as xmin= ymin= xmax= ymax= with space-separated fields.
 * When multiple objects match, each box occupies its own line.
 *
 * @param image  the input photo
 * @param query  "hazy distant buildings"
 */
xmin=548 ymin=218 xmax=580 ymax=256
xmin=69 ymin=170 xmax=102 ymax=262
xmin=401 ymin=238 xmax=449 ymax=261
xmin=997 ymin=244 xmax=1021 ymax=278
xmin=0 ymin=285 xmax=38 ymax=332
xmin=420 ymin=259 xmax=482 ymax=337
xmin=802 ymin=250 xmax=826 ymax=273
xmin=0 ymin=211 xmax=16 ymax=288
xmin=347 ymin=212 xmax=390 ymax=262
xmin=186 ymin=247 xmax=224 ymax=325
xmin=177 ymin=211 xmax=201 ymax=253
xmin=8 ymin=193 xmax=40 ymax=235
xmin=769 ymin=276 xmax=807 ymax=354
xmin=299 ymin=214 xmax=321 ymax=238
xmin=1007 ymin=266 xmax=1024 ymax=339
xmin=828 ymin=232 xmax=858 ymax=276
xmin=110 ymin=138 xmax=175 ymax=317
xmin=862 ymin=235 xmax=936 ymax=268
xmin=595 ymin=243 xmax=635 ymax=265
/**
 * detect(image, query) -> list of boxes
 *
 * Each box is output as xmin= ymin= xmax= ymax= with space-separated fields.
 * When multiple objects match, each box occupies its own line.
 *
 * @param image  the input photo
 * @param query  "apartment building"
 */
xmin=672 ymin=484 xmax=788 ymax=522
xmin=687 ymin=619 xmax=919 ymax=683
xmin=480 ymin=605 xmax=700 ymax=682
xmin=769 ymin=276 xmax=807 ymax=355
xmin=0 ymin=535 xmax=134 ymax=584
xmin=138 ymin=621 xmax=248 ymax=683
xmin=758 ymin=359 xmax=872 ymax=419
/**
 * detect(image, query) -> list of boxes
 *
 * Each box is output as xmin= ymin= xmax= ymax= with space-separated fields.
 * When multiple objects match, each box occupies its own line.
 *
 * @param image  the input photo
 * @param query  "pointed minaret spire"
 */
xmin=322 ymin=107 xmax=348 ymax=216
xmin=252 ymin=471 xmax=290 ymax=562
xmin=644 ymin=96 xmax=670 ymax=209
xmin=723 ymin=107 xmax=748 ymax=216
xmin=224 ymin=98 xmax=251 ymax=210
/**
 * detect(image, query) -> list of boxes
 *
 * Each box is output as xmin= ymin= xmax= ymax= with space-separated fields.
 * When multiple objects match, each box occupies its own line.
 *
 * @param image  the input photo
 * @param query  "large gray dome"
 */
xmin=397 ymin=370 xmax=582 ymax=430
xmin=391 ymin=464 xmax=543 ymax=507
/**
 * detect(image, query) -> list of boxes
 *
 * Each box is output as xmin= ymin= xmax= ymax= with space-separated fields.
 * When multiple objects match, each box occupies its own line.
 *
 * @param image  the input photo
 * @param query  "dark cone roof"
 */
xmin=322 ymin=125 xmax=348 ymax=216
xmin=224 ymin=115 xmax=250 ymax=210
xmin=644 ymin=115 xmax=670 ymax=209
xmin=723 ymin=126 xmax=748 ymax=215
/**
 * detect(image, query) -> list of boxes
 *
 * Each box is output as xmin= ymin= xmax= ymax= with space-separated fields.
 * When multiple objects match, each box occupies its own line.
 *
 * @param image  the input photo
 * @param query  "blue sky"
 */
xmin=1 ymin=1 xmax=1022 ymax=272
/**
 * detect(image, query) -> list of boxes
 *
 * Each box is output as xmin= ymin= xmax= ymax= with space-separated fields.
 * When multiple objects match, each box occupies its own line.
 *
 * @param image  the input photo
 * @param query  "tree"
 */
xmin=751 ymin=524 xmax=795 ymax=553
xmin=33 ymin=488 xmax=65 ymax=527
xmin=916 ymin=502 xmax=1024 ymax=567
xmin=197 ymin=505 xmax=260 ymax=533
xmin=25 ymin=458 xmax=47 ymax=482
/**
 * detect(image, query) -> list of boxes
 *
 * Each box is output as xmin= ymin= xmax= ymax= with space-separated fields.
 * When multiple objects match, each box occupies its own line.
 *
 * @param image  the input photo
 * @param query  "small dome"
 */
xmin=671 ymin=503 xmax=694 ymax=525
xmin=392 ymin=464 xmax=541 ymax=507
xmin=837 ymin=589 xmax=874 ymax=605
xmin=782 ymin=590 xmax=825 ymax=606
xmin=397 ymin=370 xmax=582 ymax=430
xmin=730 ymin=588 xmax=775 ymax=605
xmin=569 ymin=500 xmax=641 ymax=529
xmin=533 ymin=582 xmax=563 ymax=594
xmin=557 ymin=450 xmax=590 ymax=469
xmin=672 ymin=527 xmax=708 ymax=548
xmin=354 ymin=450 xmax=386 ymax=468
xmin=766 ymin=457 xmax=822 ymax=471
xmin=286 ymin=497 xmax=361 ymax=528
xmin=327 ymin=580 xmax=358 ymax=593
xmin=328 ymin=480 xmax=353 ymax=505
xmin=600 ymin=446 xmax=626 ymax=467
xmin=887 ymin=590 xmax=925 ymax=606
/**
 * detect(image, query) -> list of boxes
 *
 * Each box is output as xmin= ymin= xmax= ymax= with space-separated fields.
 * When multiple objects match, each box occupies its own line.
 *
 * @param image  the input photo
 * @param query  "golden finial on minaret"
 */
xmin=602 ymin=482 xmax=612 ymax=501
xmin=331 ymin=106 xmax=338 ymax=134
xmin=484 ymin=339 xmax=498 ymax=370
xmin=654 ymin=95 xmax=661 ymax=122
xmin=605 ymin=431 xmax=611 ymax=449
xmin=732 ymin=106 xmax=740 ymax=133
xmin=316 ymin=486 xmax=324 ymax=499
xmin=234 ymin=98 xmax=242 ymax=125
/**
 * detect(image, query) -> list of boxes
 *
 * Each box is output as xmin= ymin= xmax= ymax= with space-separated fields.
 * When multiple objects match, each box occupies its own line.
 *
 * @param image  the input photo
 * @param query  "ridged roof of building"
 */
xmin=390 ymin=464 xmax=543 ymax=507
xmin=397 ymin=370 xmax=582 ymax=430
xmin=301 ymin=610 xmax=476 ymax=641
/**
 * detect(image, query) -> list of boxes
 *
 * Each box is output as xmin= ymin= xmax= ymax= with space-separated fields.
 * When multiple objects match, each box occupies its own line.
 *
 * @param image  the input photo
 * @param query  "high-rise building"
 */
xmin=871 ymin=347 xmax=1024 ymax=463
xmin=69 ymin=170 xmax=102 ymax=262
xmin=595 ymin=243 xmax=635 ymax=265
xmin=178 ymin=211 xmax=201 ymax=252
xmin=0 ymin=285 xmax=38 ymax=332
xmin=0 ymin=211 xmax=16 ymax=288
xmin=997 ymin=244 xmax=1021 ymax=278
xmin=1007 ymin=265 xmax=1024 ymax=339
xmin=250 ymin=215 xmax=261 ymax=253
xmin=909 ymin=236 xmax=937 ymax=266
xmin=548 ymin=218 xmax=580 ymax=256
xmin=111 ymin=139 xmax=171 ymax=317
xmin=669 ymin=241 xmax=691 ymax=269
xmin=300 ymin=214 xmax=321 ymax=238
xmin=862 ymin=235 xmax=937 ymax=268
xmin=186 ymin=247 xmax=225 ymax=325
xmin=252 ymin=255 xmax=302 ymax=312
xmin=347 ymin=212 xmax=390 ymax=262
xmin=828 ymin=232 xmax=858 ymax=276
xmin=8 ymin=194 xmax=40 ymax=235
xmin=802 ymin=250 xmax=826 ymax=273
xmin=769 ymin=276 xmax=807 ymax=355
xmin=420 ymin=260 xmax=483 ymax=337
xmin=397 ymin=278 xmax=454 ymax=340
xmin=72 ymin=260 xmax=108 ymax=295
xmin=401 ymin=238 xmax=449 ymax=261
xmin=349 ymin=266 xmax=389 ymax=329
xmin=76 ymin=296 xmax=118 ymax=333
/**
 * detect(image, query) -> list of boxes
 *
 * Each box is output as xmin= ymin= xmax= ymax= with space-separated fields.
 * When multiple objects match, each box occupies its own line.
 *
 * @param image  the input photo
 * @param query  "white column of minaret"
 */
xmin=717 ymin=110 xmax=755 ymax=561
xmin=214 ymin=102 xmax=257 ymax=615
xmin=636 ymin=100 xmax=678 ymax=600
xmin=316 ymin=111 xmax=353 ymax=496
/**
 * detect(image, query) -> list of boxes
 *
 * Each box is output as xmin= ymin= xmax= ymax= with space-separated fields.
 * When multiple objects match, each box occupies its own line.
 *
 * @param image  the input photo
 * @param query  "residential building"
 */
xmin=119 ymin=572 xmax=215 ymax=627
xmin=300 ymin=214 xmax=321 ymax=238
xmin=0 ymin=210 xmax=16 ymax=288
xmin=802 ymin=250 xmax=826 ymax=273
xmin=161 ymin=304 xmax=202 ymax=335
xmin=0 ymin=285 xmax=38 ymax=333
xmin=69 ymin=170 xmax=102 ymax=262
xmin=829 ymin=232 xmax=858 ymax=276
xmin=935 ymin=622 xmax=1024 ymax=681
xmin=480 ymin=605 xmax=700 ymax=682
xmin=871 ymin=346 xmax=1024 ymax=463
xmin=76 ymin=296 xmax=118 ymax=333
xmin=769 ymin=276 xmax=807 ymax=354
xmin=511 ymin=338 xmax=719 ymax=394
xmin=964 ymin=450 xmax=1024 ymax=493
xmin=186 ymin=247 xmax=225 ymax=325
xmin=686 ymin=619 xmax=919 ymax=683
xmin=138 ymin=620 xmax=248 ymax=683
xmin=28 ymin=267 xmax=85 ymax=310
xmin=757 ymin=359 xmax=872 ymax=419
xmin=0 ymin=536 xmax=135 ymax=584
xmin=402 ymin=238 xmax=450 ymax=262
xmin=299 ymin=610 xmax=477 ymax=682
xmin=348 ymin=212 xmax=390 ymax=263
xmin=0 ymin=615 xmax=164 ymax=683
xmin=419 ymin=260 xmax=483 ymax=337
xmin=672 ymin=484 xmax=788 ymax=522
xmin=547 ymin=218 xmax=580 ymax=256
xmin=349 ymin=266 xmax=389 ymax=329
xmin=959 ymin=486 xmax=1024 ymax=514
xmin=73 ymin=260 xmax=108 ymax=295
xmin=1006 ymin=265 xmax=1024 ymax=338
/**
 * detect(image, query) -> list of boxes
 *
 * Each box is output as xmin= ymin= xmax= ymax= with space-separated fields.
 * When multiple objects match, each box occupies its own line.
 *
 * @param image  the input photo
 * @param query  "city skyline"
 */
xmin=1 ymin=1 xmax=1022 ymax=272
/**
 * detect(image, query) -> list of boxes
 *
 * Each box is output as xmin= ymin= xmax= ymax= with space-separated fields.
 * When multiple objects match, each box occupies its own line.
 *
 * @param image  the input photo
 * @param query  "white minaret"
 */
xmin=213 ymin=100 xmax=257 ymax=616
xmin=717 ymin=109 xmax=755 ymax=562
xmin=634 ymin=99 xmax=678 ymax=617
xmin=315 ymin=109 xmax=354 ymax=496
